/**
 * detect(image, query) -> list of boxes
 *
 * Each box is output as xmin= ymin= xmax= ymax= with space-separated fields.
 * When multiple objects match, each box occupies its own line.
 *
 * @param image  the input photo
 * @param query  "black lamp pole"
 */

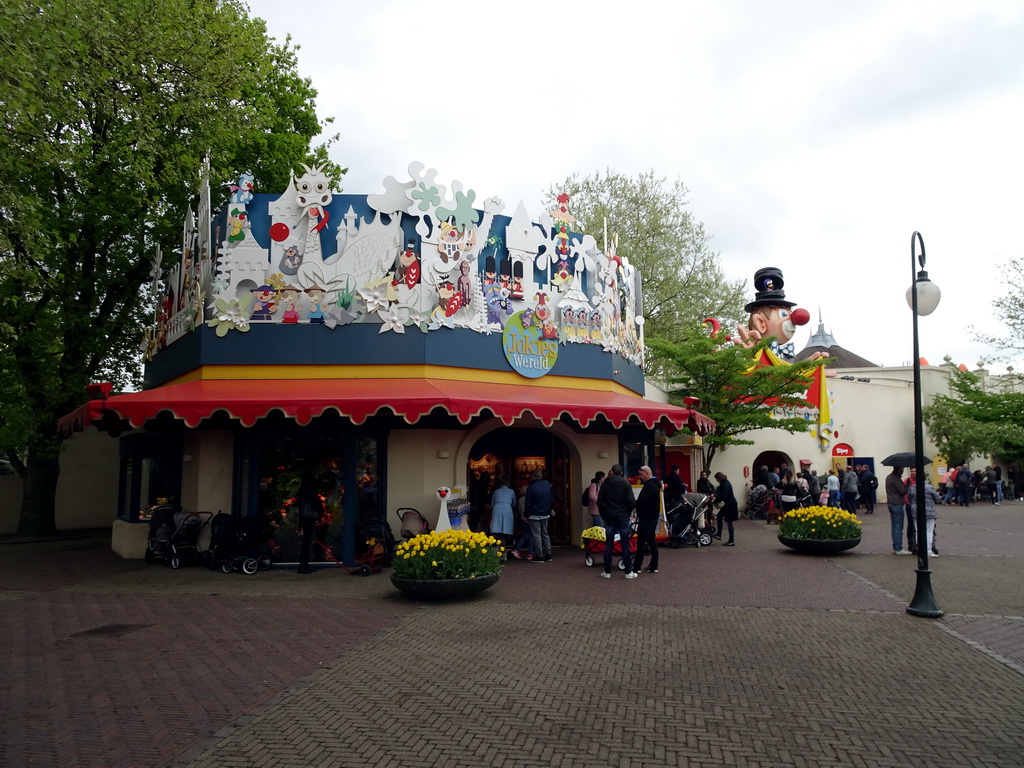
xmin=906 ymin=231 xmax=943 ymax=618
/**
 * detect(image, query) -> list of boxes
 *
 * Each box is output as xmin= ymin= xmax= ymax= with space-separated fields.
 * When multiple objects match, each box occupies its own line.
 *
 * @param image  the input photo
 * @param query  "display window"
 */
xmin=118 ymin=434 xmax=182 ymax=522
xmin=245 ymin=428 xmax=384 ymax=564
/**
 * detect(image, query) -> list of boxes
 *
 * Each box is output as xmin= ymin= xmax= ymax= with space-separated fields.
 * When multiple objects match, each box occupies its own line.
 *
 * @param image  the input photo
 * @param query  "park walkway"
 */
xmin=2 ymin=503 xmax=1023 ymax=767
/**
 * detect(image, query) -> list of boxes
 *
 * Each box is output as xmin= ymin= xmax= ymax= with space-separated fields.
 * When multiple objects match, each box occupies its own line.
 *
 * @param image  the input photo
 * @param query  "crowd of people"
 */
xmin=481 ymin=458 xmax=1017 ymax=577
xmin=751 ymin=462 xmax=878 ymax=515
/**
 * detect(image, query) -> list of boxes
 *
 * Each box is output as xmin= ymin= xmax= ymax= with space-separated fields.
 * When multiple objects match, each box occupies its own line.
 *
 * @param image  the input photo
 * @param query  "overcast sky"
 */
xmin=243 ymin=0 xmax=1024 ymax=370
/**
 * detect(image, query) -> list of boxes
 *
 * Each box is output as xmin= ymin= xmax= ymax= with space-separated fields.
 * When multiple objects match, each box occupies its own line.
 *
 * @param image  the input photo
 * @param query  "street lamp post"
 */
xmin=906 ymin=231 xmax=943 ymax=618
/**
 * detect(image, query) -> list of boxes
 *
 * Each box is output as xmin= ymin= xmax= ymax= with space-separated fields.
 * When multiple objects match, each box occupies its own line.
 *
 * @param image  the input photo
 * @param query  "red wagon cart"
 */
xmin=581 ymin=525 xmax=637 ymax=570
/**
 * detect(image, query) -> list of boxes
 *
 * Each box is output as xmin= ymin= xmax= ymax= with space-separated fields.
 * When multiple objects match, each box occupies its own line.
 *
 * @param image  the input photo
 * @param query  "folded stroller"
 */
xmin=665 ymin=493 xmax=714 ymax=548
xmin=145 ymin=505 xmax=210 ymax=568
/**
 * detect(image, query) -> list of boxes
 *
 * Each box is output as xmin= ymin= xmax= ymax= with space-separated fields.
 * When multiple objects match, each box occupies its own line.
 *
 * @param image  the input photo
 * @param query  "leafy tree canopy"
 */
xmin=0 ymin=0 xmax=342 ymax=535
xmin=543 ymin=169 xmax=746 ymax=371
xmin=922 ymin=367 xmax=1024 ymax=466
xmin=650 ymin=327 xmax=827 ymax=471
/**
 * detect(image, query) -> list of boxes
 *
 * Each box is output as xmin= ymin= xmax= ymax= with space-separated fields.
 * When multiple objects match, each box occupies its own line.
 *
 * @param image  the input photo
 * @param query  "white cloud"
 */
xmin=244 ymin=0 xmax=1024 ymax=370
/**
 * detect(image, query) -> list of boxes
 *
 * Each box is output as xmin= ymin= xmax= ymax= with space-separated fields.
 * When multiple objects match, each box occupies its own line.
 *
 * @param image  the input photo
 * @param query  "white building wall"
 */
xmin=676 ymin=364 xmax=967 ymax=505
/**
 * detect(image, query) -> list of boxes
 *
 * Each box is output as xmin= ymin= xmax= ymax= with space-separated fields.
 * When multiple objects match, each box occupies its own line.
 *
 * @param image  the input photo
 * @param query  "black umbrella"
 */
xmin=880 ymin=452 xmax=933 ymax=468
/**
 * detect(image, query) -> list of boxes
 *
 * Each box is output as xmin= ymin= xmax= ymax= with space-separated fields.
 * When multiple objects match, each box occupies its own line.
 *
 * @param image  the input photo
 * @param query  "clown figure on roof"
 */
xmin=735 ymin=267 xmax=811 ymax=361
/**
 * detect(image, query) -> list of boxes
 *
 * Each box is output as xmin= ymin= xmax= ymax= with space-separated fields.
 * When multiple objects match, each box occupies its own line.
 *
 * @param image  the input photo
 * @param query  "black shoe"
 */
xmin=297 ymin=567 xmax=314 ymax=574
xmin=543 ymin=554 xmax=553 ymax=561
xmin=645 ymin=567 xmax=659 ymax=574
xmin=723 ymin=541 xmax=735 ymax=547
xmin=713 ymin=534 xmax=722 ymax=540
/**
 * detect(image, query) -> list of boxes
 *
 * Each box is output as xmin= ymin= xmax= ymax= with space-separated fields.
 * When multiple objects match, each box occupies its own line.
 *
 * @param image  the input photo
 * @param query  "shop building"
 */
xmin=57 ymin=162 xmax=713 ymax=560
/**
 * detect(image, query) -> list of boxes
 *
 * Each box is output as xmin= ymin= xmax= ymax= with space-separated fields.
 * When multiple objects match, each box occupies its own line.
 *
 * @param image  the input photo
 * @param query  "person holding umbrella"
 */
xmin=885 ymin=464 xmax=910 ymax=554
xmin=881 ymin=453 xmax=930 ymax=554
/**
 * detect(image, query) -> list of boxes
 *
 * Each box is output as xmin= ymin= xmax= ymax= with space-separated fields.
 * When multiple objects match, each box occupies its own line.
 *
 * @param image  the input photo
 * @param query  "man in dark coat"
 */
xmin=632 ymin=465 xmax=663 ymax=575
xmin=597 ymin=464 xmax=636 ymax=579
xmin=523 ymin=468 xmax=553 ymax=561
xmin=664 ymin=465 xmax=686 ymax=510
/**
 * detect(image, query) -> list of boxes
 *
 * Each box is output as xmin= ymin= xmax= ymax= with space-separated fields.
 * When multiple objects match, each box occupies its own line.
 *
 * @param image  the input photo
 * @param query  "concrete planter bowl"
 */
xmin=778 ymin=535 xmax=862 ymax=555
xmin=391 ymin=572 xmax=500 ymax=600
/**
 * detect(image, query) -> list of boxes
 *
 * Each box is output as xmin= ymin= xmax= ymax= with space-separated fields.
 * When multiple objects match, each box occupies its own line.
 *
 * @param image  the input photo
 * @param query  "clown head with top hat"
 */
xmin=735 ymin=267 xmax=810 ymax=360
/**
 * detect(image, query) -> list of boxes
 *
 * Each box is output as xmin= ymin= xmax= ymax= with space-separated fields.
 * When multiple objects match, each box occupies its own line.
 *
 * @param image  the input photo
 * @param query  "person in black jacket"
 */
xmin=713 ymin=471 xmax=738 ymax=546
xmin=597 ymin=464 xmax=636 ymax=579
xmin=632 ymin=466 xmax=663 ymax=575
xmin=664 ymin=465 xmax=687 ymax=510
xmin=296 ymin=474 xmax=324 ymax=574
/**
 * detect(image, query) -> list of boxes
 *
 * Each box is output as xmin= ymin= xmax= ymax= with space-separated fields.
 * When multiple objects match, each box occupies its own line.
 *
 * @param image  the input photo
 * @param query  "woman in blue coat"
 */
xmin=489 ymin=474 xmax=516 ymax=561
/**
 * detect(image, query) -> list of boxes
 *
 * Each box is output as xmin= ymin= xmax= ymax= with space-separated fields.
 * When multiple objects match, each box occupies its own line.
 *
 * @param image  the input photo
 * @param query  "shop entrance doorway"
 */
xmin=467 ymin=427 xmax=572 ymax=545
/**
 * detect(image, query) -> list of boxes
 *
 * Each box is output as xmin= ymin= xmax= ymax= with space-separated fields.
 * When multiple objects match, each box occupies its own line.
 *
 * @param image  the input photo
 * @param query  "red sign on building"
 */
xmin=832 ymin=443 xmax=854 ymax=457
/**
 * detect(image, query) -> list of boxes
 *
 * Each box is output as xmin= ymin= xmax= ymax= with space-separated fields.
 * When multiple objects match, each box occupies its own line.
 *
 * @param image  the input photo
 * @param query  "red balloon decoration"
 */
xmin=270 ymin=222 xmax=290 ymax=242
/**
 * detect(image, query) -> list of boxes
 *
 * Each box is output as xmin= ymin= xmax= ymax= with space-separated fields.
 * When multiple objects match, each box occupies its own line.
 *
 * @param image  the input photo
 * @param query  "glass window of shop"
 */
xmin=239 ymin=427 xmax=384 ymax=564
xmin=118 ymin=434 xmax=183 ymax=522
xmin=620 ymin=429 xmax=654 ymax=485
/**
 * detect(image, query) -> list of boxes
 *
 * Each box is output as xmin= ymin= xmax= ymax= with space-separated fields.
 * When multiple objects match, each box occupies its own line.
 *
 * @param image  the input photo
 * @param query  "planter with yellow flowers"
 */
xmin=778 ymin=506 xmax=862 ymax=554
xmin=391 ymin=529 xmax=503 ymax=599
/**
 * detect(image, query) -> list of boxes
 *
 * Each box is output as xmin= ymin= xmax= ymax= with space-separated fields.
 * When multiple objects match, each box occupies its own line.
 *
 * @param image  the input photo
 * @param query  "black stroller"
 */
xmin=744 ymin=484 xmax=777 ymax=520
xmin=666 ymin=493 xmax=714 ymax=548
xmin=145 ymin=505 xmax=211 ymax=568
xmin=209 ymin=512 xmax=279 ymax=574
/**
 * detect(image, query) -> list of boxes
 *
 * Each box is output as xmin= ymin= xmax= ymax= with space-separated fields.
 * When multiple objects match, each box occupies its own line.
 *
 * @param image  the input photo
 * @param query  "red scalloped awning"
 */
xmin=58 ymin=378 xmax=715 ymax=435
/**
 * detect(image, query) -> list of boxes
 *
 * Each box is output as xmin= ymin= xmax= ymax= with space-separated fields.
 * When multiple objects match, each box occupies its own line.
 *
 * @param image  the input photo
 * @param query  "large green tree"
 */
xmin=544 ymin=169 xmax=747 ymax=367
xmin=922 ymin=367 xmax=1024 ymax=466
xmin=649 ymin=327 xmax=828 ymax=471
xmin=0 ymin=0 xmax=341 ymax=536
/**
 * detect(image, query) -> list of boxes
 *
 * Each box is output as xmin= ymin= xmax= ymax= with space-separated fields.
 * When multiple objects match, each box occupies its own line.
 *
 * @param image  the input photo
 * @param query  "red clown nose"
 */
xmin=791 ymin=308 xmax=810 ymax=326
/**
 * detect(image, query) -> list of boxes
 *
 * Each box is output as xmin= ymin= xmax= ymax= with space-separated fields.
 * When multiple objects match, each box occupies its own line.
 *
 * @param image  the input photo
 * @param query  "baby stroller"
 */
xmin=666 ymin=493 xmax=714 ymax=548
xmin=145 ymin=505 xmax=211 ymax=569
xmin=744 ymin=484 xmax=776 ymax=520
xmin=312 ymin=532 xmax=388 ymax=576
xmin=364 ymin=513 xmax=397 ymax=567
xmin=398 ymin=507 xmax=431 ymax=541
xmin=209 ymin=512 xmax=279 ymax=575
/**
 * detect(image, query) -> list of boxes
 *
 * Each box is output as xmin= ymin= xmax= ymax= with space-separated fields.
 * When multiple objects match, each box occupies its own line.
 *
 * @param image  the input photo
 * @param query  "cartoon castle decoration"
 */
xmin=146 ymin=161 xmax=647 ymax=371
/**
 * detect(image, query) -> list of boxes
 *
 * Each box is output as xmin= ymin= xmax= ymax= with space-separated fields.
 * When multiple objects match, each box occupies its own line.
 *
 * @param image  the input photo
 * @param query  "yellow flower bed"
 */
xmin=778 ymin=505 xmax=862 ymax=540
xmin=580 ymin=526 xmax=606 ymax=547
xmin=392 ymin=529 xmax=503 ymax=580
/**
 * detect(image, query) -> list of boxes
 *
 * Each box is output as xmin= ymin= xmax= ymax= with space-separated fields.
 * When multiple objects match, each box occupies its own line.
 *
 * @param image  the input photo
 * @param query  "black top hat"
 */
xmin=744 ymin=266 xmax=796 ymax=312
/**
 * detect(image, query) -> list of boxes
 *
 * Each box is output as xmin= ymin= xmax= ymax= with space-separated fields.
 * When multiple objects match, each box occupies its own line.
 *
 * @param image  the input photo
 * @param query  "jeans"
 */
xmin=603 ymin=518 xmax=633 ymax=574
xmin=633 ymin=517 xmax=659 ymax=572
xmin=514 ymin=526 xmax=533 ymax=554
xmin=591 ymin=514 xmax=603 ymax=527
xmin=957 ymin=485 xmax=971 ymax=506
xmin=888 ymin=503 xmax=905 ymax=552
xmin=828 ymin=490 xmax=840 ymax=507
xmin=528 ymin=517 xmax=550 ymax=558
xmin=904 ymin=504 xmax=917 ymax=551
xmin=996 ymin=480 xmax=1004 ymax=503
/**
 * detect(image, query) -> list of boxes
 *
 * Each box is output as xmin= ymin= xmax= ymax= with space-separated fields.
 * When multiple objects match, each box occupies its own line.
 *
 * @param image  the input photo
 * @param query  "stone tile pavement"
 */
xmin=1 ymin=503 xmax=1022 ymax=767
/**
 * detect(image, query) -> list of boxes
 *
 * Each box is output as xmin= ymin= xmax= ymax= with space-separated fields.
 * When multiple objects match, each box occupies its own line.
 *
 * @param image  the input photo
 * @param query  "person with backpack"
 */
xmin=956 ymin=463 xmax=972 ymax=507
xmin=583 ymin=471 xmax=605 ymax=527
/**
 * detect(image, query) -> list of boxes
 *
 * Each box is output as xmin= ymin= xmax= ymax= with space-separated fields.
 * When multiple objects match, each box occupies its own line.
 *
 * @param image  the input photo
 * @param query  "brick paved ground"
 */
xmin=2 ymin=502 xmax=1022 ymax=767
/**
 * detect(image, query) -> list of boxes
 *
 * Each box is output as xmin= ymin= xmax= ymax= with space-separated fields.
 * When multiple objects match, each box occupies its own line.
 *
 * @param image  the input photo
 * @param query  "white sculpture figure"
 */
xmin=294 ymin=164 xmax=333 ymax=263
xmin=435 ymin=486 xmax=452 ymax=532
